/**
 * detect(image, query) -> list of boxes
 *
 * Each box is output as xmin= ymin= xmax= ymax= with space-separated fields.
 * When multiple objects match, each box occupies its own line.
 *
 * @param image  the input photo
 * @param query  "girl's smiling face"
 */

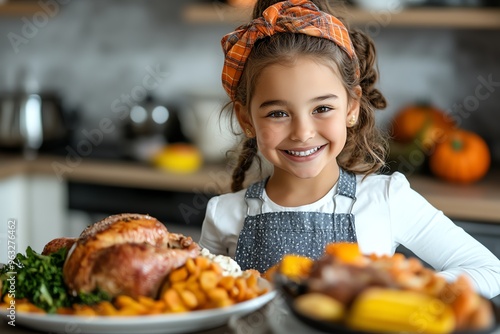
xmin=237 ymin=56 xmax=360 ymax=181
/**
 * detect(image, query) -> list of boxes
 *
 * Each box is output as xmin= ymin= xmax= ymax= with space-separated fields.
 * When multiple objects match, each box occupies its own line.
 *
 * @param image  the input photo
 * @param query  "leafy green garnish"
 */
xmin=1 ymin=246 xmax=110 ymax=313
xmin=77 ymin=290 xmax=111 ymax=306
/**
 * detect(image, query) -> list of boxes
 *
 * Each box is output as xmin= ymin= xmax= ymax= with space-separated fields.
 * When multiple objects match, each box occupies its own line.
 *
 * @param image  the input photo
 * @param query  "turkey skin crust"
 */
xmin=50 ymin=213 xmax=200 ymax=298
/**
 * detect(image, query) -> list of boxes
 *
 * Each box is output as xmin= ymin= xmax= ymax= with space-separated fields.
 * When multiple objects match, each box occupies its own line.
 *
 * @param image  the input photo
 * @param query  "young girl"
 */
xmin=199 ymin=0 xmax=500 ymax=298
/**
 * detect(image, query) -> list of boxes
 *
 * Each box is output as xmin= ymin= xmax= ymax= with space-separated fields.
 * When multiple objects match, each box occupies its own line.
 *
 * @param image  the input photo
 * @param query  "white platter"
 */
xmin=1 ymin=279 xmax=276 ymax=334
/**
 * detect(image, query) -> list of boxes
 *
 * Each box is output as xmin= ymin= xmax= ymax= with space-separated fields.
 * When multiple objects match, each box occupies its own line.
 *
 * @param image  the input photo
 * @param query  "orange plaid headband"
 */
xmin=221 ymin=0 xmax=358 ymax=100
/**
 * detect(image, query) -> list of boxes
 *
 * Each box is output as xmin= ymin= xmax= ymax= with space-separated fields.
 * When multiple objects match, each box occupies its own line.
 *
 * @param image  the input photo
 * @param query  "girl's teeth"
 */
xmin=287 ymin=146 xmax=320 ymax=157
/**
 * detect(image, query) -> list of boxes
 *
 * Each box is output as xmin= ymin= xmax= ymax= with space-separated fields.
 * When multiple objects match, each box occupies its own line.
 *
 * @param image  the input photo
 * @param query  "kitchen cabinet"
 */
xmin=183 ymin=4 xmax=500 ymax=29
xmin=0 ymin=175 xmax=29 ymax=264
xmin=0 ymin=171 xmax=67 ymax=264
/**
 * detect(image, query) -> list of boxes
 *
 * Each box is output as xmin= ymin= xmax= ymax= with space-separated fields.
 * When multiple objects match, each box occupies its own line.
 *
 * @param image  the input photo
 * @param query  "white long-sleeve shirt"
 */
xmin=199 ymin=172 xmax=500 ymax=298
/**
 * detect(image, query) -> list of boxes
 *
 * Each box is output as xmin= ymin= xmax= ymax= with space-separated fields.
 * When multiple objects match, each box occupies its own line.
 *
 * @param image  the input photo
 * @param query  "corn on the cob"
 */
xmin=346 ymin=288 xmax=455 ymax=334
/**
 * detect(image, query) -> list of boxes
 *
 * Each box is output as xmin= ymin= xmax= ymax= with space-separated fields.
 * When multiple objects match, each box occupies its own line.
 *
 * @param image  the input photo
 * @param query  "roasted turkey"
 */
xmin=42 ymin=237 xmax=77 ymax=255
xmin=43 ymin=213 xmax=200 ymax=299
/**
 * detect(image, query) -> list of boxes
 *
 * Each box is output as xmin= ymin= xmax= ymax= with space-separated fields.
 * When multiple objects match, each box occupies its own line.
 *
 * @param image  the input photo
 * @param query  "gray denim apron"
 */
xmin=234 ymin=168 xmax=358 ymax=273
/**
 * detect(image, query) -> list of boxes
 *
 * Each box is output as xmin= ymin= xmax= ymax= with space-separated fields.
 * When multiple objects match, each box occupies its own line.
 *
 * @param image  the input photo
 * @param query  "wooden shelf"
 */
xmin=183 ymin=4 xmax=500 ymax=29
xmin=346 ymin=7 xmax=500 ymax=29
xmin=0 ymin=1 xmax=41 ymax=15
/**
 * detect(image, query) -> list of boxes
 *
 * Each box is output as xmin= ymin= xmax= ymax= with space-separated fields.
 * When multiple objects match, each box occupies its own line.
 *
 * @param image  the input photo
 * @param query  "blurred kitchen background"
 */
xmin=0 ymin=0 xmax=499 ymax=277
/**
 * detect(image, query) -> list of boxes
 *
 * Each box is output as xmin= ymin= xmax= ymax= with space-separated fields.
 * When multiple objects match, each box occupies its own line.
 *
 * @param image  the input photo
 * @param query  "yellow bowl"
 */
xmin=153 ymin=143 xmax=203 ymax=174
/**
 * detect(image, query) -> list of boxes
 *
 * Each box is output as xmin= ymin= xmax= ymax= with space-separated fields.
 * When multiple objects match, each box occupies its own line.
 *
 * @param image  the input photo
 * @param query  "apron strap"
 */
xmin=245 ymin=178 xmax=266 ymax=200
xmin=333 ymin=168 xmax=357 ymax=215
xmin=244 ymin=178 xmax=267 ymax=216
xmin=337 ymin=168 xmax=356 ymax=199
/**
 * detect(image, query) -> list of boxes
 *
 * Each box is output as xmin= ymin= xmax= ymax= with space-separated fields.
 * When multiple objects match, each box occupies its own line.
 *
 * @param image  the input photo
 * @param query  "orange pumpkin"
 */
xmin=391 ymin=103 xmax=456 ymax=150
xmin=429 ymin=130 xmax=490 ymax=184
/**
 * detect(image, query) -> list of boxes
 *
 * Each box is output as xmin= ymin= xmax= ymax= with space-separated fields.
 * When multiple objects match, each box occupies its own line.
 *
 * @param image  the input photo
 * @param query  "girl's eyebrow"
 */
xmin=258 ymin=94 xmax=338 ymax=109
xmin=259 ymin=99 xmax=287 ymax=109
xmin=310 ymin=94 xmax=338 ymax=102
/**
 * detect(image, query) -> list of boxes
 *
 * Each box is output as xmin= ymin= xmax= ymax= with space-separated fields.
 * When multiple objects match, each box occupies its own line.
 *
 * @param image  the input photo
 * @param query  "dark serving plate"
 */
xmin=275 ymin=275 xmax=500 ymax=334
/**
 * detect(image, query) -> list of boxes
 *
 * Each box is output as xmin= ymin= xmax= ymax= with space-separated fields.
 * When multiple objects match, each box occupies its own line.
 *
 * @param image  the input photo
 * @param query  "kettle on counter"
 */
xmin=0 ymin=91 xmax=67 ymax=157
xmin=178 ymin=92 xmax=239 ymax=163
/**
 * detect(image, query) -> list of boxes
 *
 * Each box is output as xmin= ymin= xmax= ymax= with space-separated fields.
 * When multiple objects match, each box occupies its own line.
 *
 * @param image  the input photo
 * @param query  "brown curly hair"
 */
xmin=228 ymin=0 xmax=388 ymax=192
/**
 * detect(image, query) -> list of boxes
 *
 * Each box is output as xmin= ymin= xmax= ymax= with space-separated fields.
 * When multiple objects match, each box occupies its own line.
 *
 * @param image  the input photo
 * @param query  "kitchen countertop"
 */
xmin=0 ymin=154 xmax=231 ymax=193
xmin=408 ymin=170 xmax=500 ymax=224
xmin=1 ymin=154 xmax=499 ymax=223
